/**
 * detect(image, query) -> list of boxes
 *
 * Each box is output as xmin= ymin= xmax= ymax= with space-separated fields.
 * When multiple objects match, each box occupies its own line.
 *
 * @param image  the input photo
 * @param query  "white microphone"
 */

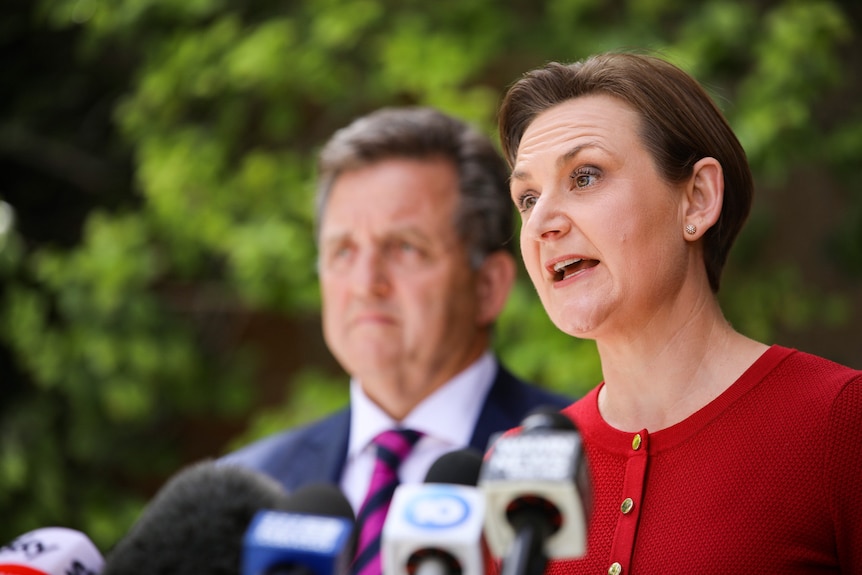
xmin=0 ymin=527 xmax=104 ymax=575
xmin=382 ymin=449 xmax=487 ymax=575
xmin=479 ymin=408 xmax=591 ymax=575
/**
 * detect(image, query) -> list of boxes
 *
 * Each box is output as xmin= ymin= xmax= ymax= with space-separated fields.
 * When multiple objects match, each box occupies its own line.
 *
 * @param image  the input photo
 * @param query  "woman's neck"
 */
xmin=595 ymin=302 xmax=768 ymax=432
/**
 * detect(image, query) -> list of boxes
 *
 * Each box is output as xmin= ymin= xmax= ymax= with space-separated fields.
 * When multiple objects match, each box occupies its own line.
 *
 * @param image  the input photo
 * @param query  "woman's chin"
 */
xmin=551 ymin=313 xmax=601 ymax=339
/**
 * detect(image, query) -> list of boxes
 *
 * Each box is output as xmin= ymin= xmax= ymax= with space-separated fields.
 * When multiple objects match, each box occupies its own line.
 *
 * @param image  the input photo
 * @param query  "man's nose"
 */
xmin=350 ymin=248 xmax=391 ymax=297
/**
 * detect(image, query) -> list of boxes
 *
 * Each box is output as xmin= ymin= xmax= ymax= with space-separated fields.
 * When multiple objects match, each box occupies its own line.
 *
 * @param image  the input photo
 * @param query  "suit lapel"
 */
xmin=469 ymin=365 xmax=521 ymax=453
xmin=469 ymin=364 xmax=570 ymax=453
xmin=277 ymin=409 xmax=351 ymax=491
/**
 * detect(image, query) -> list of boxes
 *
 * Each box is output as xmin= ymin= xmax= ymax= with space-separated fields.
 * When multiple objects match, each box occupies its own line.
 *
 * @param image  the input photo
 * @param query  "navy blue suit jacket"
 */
xmin=221 ymin=363 xmax=572 ymax=493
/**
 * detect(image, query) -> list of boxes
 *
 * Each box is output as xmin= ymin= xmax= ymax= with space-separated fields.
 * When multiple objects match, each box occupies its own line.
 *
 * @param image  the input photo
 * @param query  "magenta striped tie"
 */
xmin=351 ymin=428 xmax=422 ymax=575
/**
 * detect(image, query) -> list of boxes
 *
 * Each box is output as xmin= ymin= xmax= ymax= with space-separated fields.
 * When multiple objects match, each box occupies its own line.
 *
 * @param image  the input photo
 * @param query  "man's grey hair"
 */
xmin=316 ymin=106 xmax=514 ymax=268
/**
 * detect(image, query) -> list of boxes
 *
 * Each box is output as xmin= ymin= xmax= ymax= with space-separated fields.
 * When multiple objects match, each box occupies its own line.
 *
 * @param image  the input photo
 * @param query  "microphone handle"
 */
xmin=501 ymin=524 xmax=547 ymax=575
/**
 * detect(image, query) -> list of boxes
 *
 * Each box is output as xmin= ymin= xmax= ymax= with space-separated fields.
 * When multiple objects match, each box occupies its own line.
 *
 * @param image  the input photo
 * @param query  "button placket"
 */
xmin=607 ymin=430 xmax=649 ymax=575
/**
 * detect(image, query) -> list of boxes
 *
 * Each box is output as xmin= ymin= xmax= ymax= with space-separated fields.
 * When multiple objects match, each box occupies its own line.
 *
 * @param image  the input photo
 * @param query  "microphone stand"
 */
xmin=500 ymin=516 xmax=550 ymax=575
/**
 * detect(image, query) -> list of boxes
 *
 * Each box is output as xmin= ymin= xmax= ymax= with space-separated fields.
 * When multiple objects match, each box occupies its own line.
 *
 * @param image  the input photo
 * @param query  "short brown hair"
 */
xmin=499 ymin=52 xmax=753 ymax=292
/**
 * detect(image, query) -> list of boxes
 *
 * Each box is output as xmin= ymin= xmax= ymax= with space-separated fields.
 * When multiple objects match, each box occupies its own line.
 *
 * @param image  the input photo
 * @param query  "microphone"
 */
xmin=478 ymin=407 xmax=591 ymax=575
xmin=424 ymin=448 xmax=483 ymax=487
xmin=242 ymin=483 xmax=355 ymax=575
xmin=0 ymin=527 xmax=104 ymax=575
xmin=102 ymin=460 xmax=293 ymax=575
xmin=382 ymin=448 xmax=488 ymax=575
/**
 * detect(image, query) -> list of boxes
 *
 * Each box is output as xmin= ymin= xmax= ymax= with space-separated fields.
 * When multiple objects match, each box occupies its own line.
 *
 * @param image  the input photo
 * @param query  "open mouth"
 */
xmin=551 ymin=257 xmax=599 ymax=281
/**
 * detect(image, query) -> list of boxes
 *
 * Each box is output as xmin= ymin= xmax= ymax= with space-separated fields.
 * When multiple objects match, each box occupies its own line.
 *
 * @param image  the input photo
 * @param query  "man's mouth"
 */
xmin=551 ymin=257 xmax=599 ymax=281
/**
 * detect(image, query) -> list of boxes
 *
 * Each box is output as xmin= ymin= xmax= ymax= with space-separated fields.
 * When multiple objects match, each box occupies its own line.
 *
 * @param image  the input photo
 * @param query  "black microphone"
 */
xmin=381 ymin=448 xmax=488 ymax=575
xmin=479 ymin=407 xmax=591 ymax=575
xmin=102 ymin=460 xmax=293 ymax=575
xmin=242 ymin=483 xmax=355 ymax=575
xmin=424 ymin=447 xmax=484 ymax=486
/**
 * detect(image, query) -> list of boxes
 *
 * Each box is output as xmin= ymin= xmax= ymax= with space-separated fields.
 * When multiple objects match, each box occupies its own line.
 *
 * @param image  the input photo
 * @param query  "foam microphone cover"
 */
xmin=102 ymin=460 xmax=292 ymax=575
xmin=0 ymin=527 xmax=104 ymax=575
xmin=276 ymin=483 xmax=355 ymax=521
xmin=423 ymin=448 xmax=484 ymax=486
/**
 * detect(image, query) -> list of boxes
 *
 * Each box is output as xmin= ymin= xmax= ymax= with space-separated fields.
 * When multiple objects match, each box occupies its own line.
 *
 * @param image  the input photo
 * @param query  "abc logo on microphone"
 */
xmin=404 ymin=489 xmax=472 ymax=529
xmin=382 ymin=483 xmax=487 ymax=575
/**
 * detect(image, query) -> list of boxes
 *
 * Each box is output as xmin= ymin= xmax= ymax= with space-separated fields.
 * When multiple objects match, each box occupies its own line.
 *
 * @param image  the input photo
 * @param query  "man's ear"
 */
xmin=682 ymin=157 xmax=724 ymax=240
xmin=475 ymin=250 xmax=517 ymax=326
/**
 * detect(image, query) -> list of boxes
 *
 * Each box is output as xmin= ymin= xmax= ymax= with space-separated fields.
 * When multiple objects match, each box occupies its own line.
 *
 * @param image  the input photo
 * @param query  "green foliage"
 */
xmin=2 ymin=0 xmax=860 ymax=551
xmin=227 ymin=367 xmax=349 ymax=450
xmin=734 ymin=0 xmax=851 ymax=179
xmin=721 ymin=264 xmax=848 ymax=342
xmin=0 ymin=208 xmax=255 ymax=543
xmin=496 ymin=281 xmax=602 ymax=396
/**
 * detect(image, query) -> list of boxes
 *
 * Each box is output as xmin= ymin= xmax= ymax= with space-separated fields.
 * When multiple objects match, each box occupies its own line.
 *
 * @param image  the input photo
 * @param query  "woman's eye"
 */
xmin=515 ymin=192 xmax=538 ymax=212
xmin=570 ymin=167 xmax=600 ymax=188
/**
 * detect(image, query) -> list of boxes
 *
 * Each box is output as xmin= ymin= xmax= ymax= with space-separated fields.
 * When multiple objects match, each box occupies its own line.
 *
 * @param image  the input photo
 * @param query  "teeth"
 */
xmin=553 ymin=257 xmax=583 ymax=273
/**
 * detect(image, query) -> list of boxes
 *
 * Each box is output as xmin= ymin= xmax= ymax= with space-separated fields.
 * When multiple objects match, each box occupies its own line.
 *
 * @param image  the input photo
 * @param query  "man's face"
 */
xmin=318 ymin=157 xmax=489 ymax=412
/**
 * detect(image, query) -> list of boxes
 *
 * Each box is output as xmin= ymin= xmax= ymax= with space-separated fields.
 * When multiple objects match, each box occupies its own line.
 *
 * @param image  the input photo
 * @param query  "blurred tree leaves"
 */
xmin=2 ymin=0 xmax=860 ymax=550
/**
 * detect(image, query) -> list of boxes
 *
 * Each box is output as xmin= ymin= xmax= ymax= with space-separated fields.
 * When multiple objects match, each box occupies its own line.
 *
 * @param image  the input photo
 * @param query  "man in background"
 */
xmin=222 ymin=106 xmax=571 ymax=573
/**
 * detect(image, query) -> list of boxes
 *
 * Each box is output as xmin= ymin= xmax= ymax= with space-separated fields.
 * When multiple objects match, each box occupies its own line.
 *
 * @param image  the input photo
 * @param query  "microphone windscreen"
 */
xmin=519 ymin=406 xmax=577 ymax=433
xmin=281 ymin=483 xmax=355 ymax=521
xmin=424 ymin=449 xmax=483 ymax=486
xmin=103 ymin=460 xmax=291 ymax=575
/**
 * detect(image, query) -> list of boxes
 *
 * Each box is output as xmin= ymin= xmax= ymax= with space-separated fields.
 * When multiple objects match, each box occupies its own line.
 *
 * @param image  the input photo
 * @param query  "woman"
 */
xmin=498 ymin=52 xmax=861 ymax=574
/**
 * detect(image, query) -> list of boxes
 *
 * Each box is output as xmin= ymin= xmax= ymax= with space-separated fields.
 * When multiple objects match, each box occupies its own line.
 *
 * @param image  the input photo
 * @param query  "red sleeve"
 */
xmin=824 ymin=373 xmax=862 ymax=574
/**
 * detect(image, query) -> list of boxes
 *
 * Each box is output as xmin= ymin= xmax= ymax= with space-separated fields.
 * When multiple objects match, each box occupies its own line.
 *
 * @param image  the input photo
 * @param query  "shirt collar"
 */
xmin=347 ymin=351 xmax=497 ymax=456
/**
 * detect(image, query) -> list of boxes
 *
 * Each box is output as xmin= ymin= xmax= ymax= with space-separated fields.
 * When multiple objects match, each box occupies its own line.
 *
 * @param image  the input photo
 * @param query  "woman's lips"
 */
xmin=548 ymin=256 xmax=600 ymax=282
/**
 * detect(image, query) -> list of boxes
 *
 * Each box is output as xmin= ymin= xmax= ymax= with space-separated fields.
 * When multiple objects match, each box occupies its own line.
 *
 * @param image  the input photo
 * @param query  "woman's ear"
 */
xmin=475 ymin=250 xmax=517 ymax=326
xmin=683 ymin=157 xmax=724 ymax=240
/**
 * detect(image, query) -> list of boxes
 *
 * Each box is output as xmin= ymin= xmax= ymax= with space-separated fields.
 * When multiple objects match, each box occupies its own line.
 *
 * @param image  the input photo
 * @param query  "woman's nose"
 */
xmin=521 ymin=193 xmax=570 ymax=242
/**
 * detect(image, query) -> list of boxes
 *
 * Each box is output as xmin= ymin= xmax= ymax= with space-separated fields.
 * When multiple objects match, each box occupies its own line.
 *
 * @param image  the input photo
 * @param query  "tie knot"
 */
xmin=372 ymin=428 xmax=422 ymax=467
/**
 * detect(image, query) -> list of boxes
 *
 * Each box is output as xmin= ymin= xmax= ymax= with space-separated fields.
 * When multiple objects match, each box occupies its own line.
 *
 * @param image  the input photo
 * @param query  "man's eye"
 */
xmin=383 ymin=240 xmax=423 ymax=260
xmin=325 ymin=244 xmax=353 ymax=265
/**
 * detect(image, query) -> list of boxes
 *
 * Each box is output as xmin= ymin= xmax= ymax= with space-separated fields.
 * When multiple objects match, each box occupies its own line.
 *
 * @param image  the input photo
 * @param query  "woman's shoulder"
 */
xmin=764 ymin=346 xmax=862 ymax=426
xmin=773 ymin=345 xmax=862 ymax=386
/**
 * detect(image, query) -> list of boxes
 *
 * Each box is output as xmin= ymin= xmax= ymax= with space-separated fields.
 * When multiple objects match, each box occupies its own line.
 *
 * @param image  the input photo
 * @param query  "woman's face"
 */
xmin=511 ymin=94 xmax=691 ymax=341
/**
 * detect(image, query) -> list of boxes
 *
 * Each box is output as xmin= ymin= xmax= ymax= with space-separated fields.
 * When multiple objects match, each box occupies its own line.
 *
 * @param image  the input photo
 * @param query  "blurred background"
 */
xmin=1 ymin=0 xmax=860 ymax=550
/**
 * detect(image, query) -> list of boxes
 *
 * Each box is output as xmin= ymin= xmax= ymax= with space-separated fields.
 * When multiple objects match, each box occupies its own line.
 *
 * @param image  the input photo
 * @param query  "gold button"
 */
xmin=632 ymin=433 xmax=642 ymax=450
xmin=621 ymin=497 xmax=634 ymax=514
xmin=608 ymin=562 xmax=622 ymax=575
